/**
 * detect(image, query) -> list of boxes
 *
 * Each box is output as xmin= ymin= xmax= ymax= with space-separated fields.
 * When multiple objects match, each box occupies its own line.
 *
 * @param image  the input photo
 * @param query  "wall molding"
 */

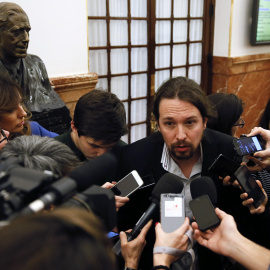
xmin=213 ymin=53 xmax=270 ymax=75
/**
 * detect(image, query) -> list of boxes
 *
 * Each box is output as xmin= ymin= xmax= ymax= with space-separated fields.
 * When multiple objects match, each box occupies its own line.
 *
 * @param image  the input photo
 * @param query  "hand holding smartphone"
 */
xmin=233 ymin=135 xmax=266 ymax=156
xmin=189 ymin=195 xmax=220 ymax=231
xmin=160 ymin=194 xmax=185 ymax=233
xmin=110 ymin=170 xmax=144 ymax=197
xmin=234 ymin=165 xmax=266 ymax=208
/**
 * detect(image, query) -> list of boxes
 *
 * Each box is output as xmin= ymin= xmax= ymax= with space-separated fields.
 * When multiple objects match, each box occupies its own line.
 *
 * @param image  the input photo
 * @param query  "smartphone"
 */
xmin=189 ymin=195 xmax=220 ymax=231
xmin=208 ymin=154 xmax=240 ymax=180
xmin=233 ymin=135 xmax=265 ymax=156
xmin=110 ymin=170 xmax=144 ymax=197
xmin=234 ymin=165 xmax=266 ymax=208
xmin=160 ymin=194 xmax=185 ymax=233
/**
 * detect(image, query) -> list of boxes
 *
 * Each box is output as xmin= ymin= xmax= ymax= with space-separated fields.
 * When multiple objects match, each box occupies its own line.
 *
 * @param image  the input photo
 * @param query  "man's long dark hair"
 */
xmin=153 ymin=76 xmax=215 ymax=123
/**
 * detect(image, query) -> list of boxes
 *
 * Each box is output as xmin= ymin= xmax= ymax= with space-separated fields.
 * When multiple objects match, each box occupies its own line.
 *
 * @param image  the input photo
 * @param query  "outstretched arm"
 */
xmin=192 ymin=208 xmax=270 ymax=270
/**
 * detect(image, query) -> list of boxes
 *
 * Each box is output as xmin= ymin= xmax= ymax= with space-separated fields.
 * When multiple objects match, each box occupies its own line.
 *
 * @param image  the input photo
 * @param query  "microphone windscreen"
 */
xmin=68 ymin=152 xmax=118 ymax=192
xmin=190 ymin=176 xmax=217 ymax=205
xmin=151 ymin=173 xmax=184 ymax=205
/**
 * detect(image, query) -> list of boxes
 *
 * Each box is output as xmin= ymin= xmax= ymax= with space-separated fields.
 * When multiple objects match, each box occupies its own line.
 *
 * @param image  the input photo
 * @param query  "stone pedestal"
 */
xmin=51 ymin=73 xmax=98 ymax=118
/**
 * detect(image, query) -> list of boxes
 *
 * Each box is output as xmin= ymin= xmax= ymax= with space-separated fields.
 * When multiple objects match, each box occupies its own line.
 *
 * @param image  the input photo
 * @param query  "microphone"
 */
xmin=14 ymin=152 xmax=118 ymax=217
xmin=68 ymin=152 xmax=118 ymax=192
xmin=189 ymin=176 xmax=220 ymax=231
xmin=190 ymin=176 xmax=217 ymax=205
xmin=17 ymin=177 xmax=77 ymax=216
xmin=114 ymin=172 xmax=184 ymax=256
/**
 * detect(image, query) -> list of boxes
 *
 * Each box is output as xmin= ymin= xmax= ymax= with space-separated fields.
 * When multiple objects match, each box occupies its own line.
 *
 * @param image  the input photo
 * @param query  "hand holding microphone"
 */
xmin=120 ymin=220 xmax=153 ymax=270
xmin=114 ymin=173 xmax=184 ymax=256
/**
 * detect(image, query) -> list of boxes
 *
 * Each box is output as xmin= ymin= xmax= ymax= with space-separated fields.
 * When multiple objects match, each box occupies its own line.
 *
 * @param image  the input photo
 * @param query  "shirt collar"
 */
xmin=161 ymin=142 xmax=203 ymax=180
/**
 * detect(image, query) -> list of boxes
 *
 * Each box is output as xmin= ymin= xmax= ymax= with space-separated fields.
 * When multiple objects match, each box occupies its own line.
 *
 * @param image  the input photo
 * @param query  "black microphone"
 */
xmin=15 ymin=152 xmax=118 ymax=217
xmin=114 ymin=172 xmax=184 ymax=256
xmin=190 ymin=176 xmax=218 ymax=205
xmin=68 ymin=152 xmax=118 ymax=192
xmin=18 ymin=177 xmax=77 ymax=216
xmin=189 ymin=176 xmax=220 ymax=231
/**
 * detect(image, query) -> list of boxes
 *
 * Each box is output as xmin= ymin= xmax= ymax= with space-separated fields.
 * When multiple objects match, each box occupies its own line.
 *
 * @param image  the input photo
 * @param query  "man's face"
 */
xmin=0 ymin=13 xmax=31 ymax=63
xmin=71 ymin=124 xmax=116 ymax=160
xmin=158 ymin=98 xmax=207 ymax=161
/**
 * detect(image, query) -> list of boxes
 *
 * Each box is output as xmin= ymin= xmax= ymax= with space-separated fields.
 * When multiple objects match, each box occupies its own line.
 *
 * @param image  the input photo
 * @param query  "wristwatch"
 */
xmin=124 ymin=267 xmax=136 ymax=270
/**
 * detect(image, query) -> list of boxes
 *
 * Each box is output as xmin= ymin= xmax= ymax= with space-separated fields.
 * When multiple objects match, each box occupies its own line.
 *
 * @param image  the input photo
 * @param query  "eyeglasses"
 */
xmin=233 ymin=118 xmax=245 ymax=128
xmin=0 ymin=129 xmax=9 ymax=144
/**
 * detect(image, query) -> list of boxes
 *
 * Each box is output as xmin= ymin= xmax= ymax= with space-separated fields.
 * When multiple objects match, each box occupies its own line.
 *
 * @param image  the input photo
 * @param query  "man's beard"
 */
xmin=169 ymin=142 xmax=195 ymax=160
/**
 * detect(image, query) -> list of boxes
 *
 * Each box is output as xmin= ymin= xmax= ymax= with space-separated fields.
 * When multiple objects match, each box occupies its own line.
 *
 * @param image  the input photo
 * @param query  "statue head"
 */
xmin=0 ymin=2 xmax=31 ymax=64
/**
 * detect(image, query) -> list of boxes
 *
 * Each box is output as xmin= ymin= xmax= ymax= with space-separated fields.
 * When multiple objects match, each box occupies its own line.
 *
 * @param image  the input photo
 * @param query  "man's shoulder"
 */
xmin=55 ymin=131 xmax=86 ymax=162
xmin=203 ymin=128 xmax=234 ymax=144
xmin=110 ymin=139 xmax=127 ymax=156
xmin=202 ymin=128 xmax=238 ymax=161
xmin=130 ymin=132 xmax=163 ymax=145
xmin=124 ymin=132 xmax=163 ymax=151
xmin=24 ymin=54 xmax=45 ymax=66
xmin=55 ymin=131 xmax=70 ymax=144
xmin=115 ymin=139 xmax=128 ymax=147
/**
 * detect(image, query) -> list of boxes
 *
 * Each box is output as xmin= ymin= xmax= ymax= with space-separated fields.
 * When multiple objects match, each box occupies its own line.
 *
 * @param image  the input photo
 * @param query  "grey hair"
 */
xmin=0 ymin=135 xmax=81 ymax=177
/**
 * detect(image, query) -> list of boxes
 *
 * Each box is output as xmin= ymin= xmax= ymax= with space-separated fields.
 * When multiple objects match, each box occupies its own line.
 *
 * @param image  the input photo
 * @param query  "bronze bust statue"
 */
xmin=0 ymin=2 xmax=71 ymax=134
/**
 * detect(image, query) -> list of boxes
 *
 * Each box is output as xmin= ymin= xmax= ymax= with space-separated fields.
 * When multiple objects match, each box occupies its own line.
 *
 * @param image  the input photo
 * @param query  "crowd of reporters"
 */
xmin=0 ymin=2 xmax=270 ymax=270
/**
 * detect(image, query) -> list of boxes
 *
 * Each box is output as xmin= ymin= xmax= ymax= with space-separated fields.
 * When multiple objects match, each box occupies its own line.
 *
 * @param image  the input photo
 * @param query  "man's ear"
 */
xmin=203 ymin=117 xmax=208 ymax=129
xmin=70 ymin=121 xmax=77 ymax=133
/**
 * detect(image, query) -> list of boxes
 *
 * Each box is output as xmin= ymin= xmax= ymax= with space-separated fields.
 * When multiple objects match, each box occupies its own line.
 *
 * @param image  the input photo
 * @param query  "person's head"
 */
xmin=0 ymin=135 xmax=81 ymax=176
xmin=0 ymin=2 xmax=30 ymax=64
xmin=153 ymin=76 xmax=214 ymax=161
xmin=72 ymin=89 xmax=128 ymax=160
xmin=206 ymin=93 xmax=244 ymax=136
xmin=0 ymin=208 xmax=116 ymax=270
xmin=0 ymin=75 xmax=29 ymax=135
xmin=259 ymin=99 xmax=270 ymax=130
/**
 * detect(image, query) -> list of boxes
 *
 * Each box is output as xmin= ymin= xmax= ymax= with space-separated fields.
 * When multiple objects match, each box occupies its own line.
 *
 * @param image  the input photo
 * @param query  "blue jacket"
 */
xmin=30 ymin=121 xmax=58 ymax=138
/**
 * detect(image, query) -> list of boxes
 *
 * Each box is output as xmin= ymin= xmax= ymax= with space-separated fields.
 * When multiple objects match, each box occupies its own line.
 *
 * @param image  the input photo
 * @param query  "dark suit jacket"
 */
xmin=116 ymin=128 xmax=270 ymax=269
